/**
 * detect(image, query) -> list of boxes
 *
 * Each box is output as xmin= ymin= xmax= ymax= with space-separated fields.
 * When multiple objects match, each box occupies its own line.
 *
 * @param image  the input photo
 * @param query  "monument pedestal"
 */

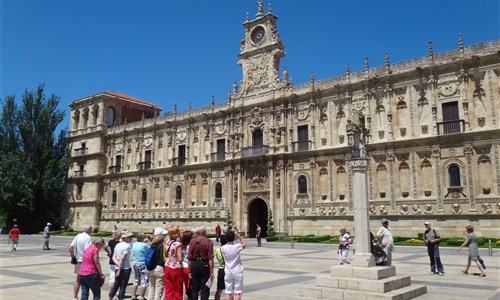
xmin=300 ymin=265 xmax=427 ymax=300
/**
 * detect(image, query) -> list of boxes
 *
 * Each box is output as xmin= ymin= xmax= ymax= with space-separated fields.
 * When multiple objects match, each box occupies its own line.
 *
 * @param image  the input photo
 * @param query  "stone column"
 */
xmin=349 ymin=158 xmax=375 ymax=267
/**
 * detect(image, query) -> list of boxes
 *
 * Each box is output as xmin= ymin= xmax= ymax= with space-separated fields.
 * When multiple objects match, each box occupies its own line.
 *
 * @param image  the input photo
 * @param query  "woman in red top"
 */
xmin=9 ymin=225 xmax=20 ymax=251
xmin=79 ymin=237 xmax=105 ymax=300
xmin=164 ymin=225 xmax=183 ymax=300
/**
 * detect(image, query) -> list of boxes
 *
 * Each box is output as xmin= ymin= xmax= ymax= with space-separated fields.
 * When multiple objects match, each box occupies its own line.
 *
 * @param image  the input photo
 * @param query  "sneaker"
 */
xmin=429 ymin=271 xmax=438 ymax=275
xmin=438 ymin=272 xmax=444 ymax=276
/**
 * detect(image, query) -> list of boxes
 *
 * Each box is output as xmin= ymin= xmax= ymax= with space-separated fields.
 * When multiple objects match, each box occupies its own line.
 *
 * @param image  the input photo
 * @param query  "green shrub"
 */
xmin=393 ymin=236 xmax=412 ymax=243
xmin=330 ymin=236 xmax=340 ymax=243
xmin=496 ymin=240 xmax=500 ymax=246
xmin=445 ymin=238 xmax=464 ymax=246
xmin=407 ymin=239 xmax=426 ymax=245
xmin=266 ymin=235 xmax=280 ymax=242
xmin=417 ymin=233 xmax=424 ymax=239
xmin=477 ymin=236 xmax=486 ymax=246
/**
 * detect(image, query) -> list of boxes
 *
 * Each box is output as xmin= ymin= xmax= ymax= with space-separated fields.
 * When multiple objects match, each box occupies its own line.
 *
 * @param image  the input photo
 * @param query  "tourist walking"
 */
xmin=423 ymin=221 xmax=444 ymax=275
xmin=376 ymin=218 xmax=393 ymax=266
xmin=337 ymin=227 xmax=352 ymax=265
xmin=9 ymin=224 xmax=20 ymax=251
xmin=458 ymin=225 xmax=486 ymax=277
xmin=188 ymin=226 xmax=214 ymax=300
xmin=69 ymin=225 xmax=93 ymax=300
xmin=43 ymin=222 xmax=51 ymax=250
xmin=255 ymin=224 xmax=262 ymax=247
xmin=165 ymin=225 xmax=184 ymax=300
xmin=147 ymin=227 xmax=168 ymax=300
xmin=222 ymin=229 xmax=247 ymax=300
xmin=131 ymin=233 xmax=150 ymax=300
xmin=109 ymin=230 xmax=134 ymax=300
xmin=79 ymin=237 xmax=106 ymax=300
xmin=215 ymin=224 xmax=222 ymax=243
xmin=104 ymin=230 xmax=122 ymax=290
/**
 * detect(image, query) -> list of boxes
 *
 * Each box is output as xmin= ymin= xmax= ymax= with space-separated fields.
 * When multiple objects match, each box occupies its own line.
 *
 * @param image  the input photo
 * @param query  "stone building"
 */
xmin=66 ymin=2 xmax=500 ymax=238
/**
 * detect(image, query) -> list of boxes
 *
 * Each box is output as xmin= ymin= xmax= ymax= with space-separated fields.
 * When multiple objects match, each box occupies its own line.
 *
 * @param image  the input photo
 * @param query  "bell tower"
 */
xmin=237 ymin=1 xmax=286 ymax=95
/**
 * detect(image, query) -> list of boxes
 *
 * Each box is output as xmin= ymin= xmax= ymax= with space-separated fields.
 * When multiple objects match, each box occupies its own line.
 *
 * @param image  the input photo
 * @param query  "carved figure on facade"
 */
xmin=337 ymin=205 xmax=346 ymax=215
xmin=247 ymin=172 xmax=266 ymax=190
xmin=399 ymin=204 xmax=409 ymax=215
xmin=481 ymin=203 xmax=493 ymax=214
xmin=424 ymin=204 xmax=434 ymax=214
xmin=412 ymin=204 xmax=422 ymax=214
xmin=379 ymin=205 xmax=388 ymax=215
xmin=452 ymin=203 xmax=462 ymax=214
xmin=369 ymin=205 xmax=376 ymax=215
xmin=275 ymin=174 xmax=281 ymax=199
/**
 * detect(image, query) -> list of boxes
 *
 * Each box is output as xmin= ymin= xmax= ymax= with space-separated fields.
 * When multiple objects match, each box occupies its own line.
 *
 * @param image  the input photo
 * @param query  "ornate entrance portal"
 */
xmin=247 ymin=198 xmax=268 ymax=238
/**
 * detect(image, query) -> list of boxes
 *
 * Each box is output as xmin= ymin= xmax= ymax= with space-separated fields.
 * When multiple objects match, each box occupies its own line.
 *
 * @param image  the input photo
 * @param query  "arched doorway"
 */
xmin=248 ymin=198 xmax=268 ymax=238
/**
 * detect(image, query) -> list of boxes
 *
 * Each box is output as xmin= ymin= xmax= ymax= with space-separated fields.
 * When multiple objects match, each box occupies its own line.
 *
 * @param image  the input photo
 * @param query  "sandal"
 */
xmin=461 ymin=270 xmax=468 ymax=275
xmin=479 ymin=274 xmax=486 ymax=277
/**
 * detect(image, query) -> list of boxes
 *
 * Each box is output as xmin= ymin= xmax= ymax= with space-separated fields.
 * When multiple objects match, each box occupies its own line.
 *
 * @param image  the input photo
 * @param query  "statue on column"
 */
xmin=347 ymin=110 xmax=368 ymax=158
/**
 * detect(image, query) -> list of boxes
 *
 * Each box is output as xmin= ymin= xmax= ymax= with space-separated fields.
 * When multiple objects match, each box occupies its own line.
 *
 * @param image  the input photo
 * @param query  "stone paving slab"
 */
xmin=0 ymin=234 xmax=498 ymax=300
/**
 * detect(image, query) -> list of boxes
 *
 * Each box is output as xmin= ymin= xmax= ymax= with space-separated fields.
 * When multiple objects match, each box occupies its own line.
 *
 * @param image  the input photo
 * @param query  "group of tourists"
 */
xmin=335 ymin=219 xmax=487 ymax=278
xmin=65 ymin=224 xmax=246 ymax=300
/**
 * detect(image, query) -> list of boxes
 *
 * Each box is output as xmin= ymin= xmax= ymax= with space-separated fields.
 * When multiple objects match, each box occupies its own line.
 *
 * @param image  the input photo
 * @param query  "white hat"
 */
xmin=47 ymin=222 xmax=52 ymax=226
xmin=121 ymin=230 xmax=133 ymax=238
xmin=154 ymin=227 xmax=168 ymax=235
xmin=381 ymin=218 xmax=389 ymax=224
xmin=424 ymin=221 xmax=431 ymax=225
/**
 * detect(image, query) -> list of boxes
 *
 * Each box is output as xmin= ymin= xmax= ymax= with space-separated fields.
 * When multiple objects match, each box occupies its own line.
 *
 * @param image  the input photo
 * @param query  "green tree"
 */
xmin=0 ymin=85 xmax=69 ymax=233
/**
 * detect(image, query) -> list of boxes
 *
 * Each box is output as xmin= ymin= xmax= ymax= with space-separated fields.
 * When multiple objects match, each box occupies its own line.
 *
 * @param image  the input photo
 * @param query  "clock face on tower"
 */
xmin=251 ymin=26 xmax=266 ymax=45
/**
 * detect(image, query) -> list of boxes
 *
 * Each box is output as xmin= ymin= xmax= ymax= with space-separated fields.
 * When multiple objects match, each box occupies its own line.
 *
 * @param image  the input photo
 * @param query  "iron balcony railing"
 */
xmin=437 ymin=120 xmax=465 ymax=135
xmin=108 ymin=166 xmax=121 ymax=174
xmin=240 ymin=145 xmax=269 ymax=158
xmin=138 ymin=161 xmax=152 ymax=170
xmin=74 ymin=170 xmax=86 ymax=178
xmin=210 ymin=152 xmax=226 ymax=162
xmin=74 ymin=148 xmax=87 ymax=156
xmin=291 ymin=140 xmax=312 ymax=152
xmin=172 ymin=157 xmax=186 ymax=166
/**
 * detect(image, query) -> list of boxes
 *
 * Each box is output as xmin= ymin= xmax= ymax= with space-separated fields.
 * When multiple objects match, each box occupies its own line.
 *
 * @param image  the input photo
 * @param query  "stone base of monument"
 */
xmin=300 ymin=265 xmax=427 ymax=300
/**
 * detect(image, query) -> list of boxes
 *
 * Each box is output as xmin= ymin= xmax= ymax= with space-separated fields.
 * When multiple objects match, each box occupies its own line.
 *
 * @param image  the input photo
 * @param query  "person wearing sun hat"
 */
xmin=109 ymin=230 xmax=134 ymax=300
xmin=148 ymin=227 xmax=168 ymax=300
xmin=43 ymin=222 xmax=52 ymax=250
xmin=376 ymin=218 xmax=394 ymax=265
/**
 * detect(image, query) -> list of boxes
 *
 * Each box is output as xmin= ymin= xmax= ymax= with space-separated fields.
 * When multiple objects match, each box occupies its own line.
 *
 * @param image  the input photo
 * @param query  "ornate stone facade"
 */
xmin=66 ymin=2 xmax=500 ymax=238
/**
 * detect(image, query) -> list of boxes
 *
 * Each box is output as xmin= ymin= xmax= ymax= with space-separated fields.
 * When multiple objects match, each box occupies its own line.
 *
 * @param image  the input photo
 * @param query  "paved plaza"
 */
xmin=0 ymin=234 xmax=498 ymax=300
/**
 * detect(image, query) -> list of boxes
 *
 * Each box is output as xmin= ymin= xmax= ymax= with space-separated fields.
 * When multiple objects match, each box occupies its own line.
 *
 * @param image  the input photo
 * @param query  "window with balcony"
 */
xmin=438 ymin=102 xmax=464 ymax=135
xmin=75 ymin=165 xmax=85 ymax=178
xmin=139 ymin=150 xmax=152 ymax=170
xmin=109 ymin=155 xmax=122 ymax=173
xmin=211 ymin=139 xmax=226 ymax=161
xmin=74 ymin=142 xmax=87 ymax=156
xmin=215 ymin=182 xmax=223 ymax=199
xmin=76 ymin=183 xmax=83 ymax=199
xmin=292 ymin=125 xmax=310 ymax=152
xmin=174 ymin=145 xmax=186 ymax=166
xmin=298 ymin=176 xmax=308 ymax=194
xmin=241 ymin=129 xmax=268 ymax=157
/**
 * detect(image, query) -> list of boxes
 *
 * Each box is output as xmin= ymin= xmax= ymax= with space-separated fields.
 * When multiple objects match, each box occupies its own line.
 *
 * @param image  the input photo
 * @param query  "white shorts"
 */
xmin=224 ymin=272 xmax=243 ymax=294
xmin=109 ymin=265 xmax=117 ymax=284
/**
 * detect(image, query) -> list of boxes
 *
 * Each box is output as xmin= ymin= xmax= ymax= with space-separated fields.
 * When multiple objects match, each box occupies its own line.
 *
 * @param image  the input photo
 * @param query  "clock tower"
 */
xmin=237 ymin=1 xmax=286 ymax=96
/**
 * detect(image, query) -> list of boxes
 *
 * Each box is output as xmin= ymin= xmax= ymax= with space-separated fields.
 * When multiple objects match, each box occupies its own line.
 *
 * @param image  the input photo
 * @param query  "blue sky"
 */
xmin=1 ymin=1 xmax=498 ymax=132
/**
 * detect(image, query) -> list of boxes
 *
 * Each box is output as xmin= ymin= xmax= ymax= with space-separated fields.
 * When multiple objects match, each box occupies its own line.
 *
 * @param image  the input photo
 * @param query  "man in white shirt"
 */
xmin=69 ymin=225 xmax=93 ymax=300
xmin=109 ymin=230 xmax=134 ymax=300
xmin=376 ymin=218 xmax=394 ymax=266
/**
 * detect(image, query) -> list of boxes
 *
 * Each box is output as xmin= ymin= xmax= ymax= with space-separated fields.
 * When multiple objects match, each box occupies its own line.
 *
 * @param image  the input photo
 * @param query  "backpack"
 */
xmin=145 ymin=247 xmax=157 ymax=270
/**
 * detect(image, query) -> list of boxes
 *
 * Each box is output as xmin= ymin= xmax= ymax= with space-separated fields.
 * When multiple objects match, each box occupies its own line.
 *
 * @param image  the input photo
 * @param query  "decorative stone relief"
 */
xmin=481 ymin=203 xmax=492 ymax=214
xmin=424 ymin=204 xmax=434 ymax=214
xmin=399 ymin=204 xmax=409 ymax=215
xmin=337 ymin=205 xmax=346 ymax=215
xmin=412 ymin=204 xmax=422 ymax=214
xmin=379 ymin=205 xmax=388 ymax=215
xmin=438 ymin=82 xmax=459 ymax=97
xmin=452 ymin=203 xmax=462 ymax=214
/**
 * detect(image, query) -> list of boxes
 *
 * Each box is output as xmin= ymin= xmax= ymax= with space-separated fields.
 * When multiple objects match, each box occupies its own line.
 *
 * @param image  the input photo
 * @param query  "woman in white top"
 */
xmin=221 ymin=229 xmax=246 ymax=300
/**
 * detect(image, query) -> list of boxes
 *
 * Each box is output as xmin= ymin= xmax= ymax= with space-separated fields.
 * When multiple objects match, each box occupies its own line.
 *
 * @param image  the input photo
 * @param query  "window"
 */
xmin=441 ymin=102 xmax=461 ymax=134
xmin=298 ymin=176 xmax=307 ymax=194
xmin=141 ymin=188 xmax=148 ymax=204
xmin=215 ymin=183 xmax=223 ymax=198
xmin=216 ymin=139 xmax=225 ymax=160
xmin=106 ymin=107 xmax=115 ymax=127
xmin=111 ymin=191 xmax=117 ymax=206
xmin=76 ymin=183 xmax=83 ymax=197
xmin=178 ymin=145 xmax=186 ymax=166
xmin=176 ymin=186 xmax=182 ymax=201
xmin=94 ymin=107 xmax=99 ymax=125
xmin=448 ymin=165 xmax=461 ymax=186
xmin=297 ymin=125 xmax=309 ymax=151
xmin=253 ymin=129 xmax=263 ymax=148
